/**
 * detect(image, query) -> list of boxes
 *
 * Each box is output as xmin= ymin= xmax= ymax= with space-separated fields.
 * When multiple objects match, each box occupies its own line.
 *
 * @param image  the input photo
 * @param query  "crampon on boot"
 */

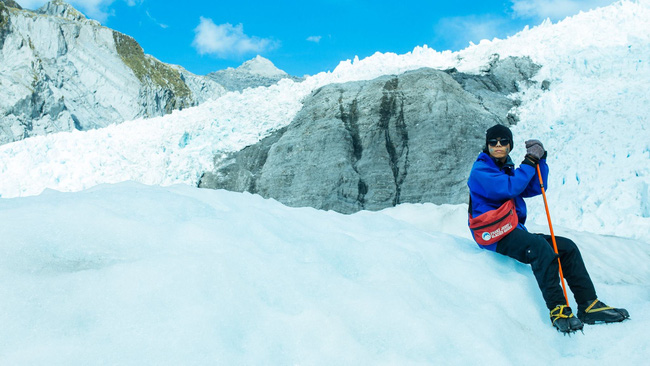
xmin=550 ymin=305 xmax=584 ymax=334
xmin=578 ymin=299 xmax=630 ymax=325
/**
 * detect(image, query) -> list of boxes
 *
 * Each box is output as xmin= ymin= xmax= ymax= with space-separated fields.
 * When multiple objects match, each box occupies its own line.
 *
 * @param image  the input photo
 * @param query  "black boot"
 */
xmin=550 ymin=305 xmax=584 ymax=334
xmin=578 ymin=299 xmax=630 ymax=324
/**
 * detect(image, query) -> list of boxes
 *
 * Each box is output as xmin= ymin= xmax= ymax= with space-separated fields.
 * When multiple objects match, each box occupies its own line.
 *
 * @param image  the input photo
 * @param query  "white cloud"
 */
xmin=70 ymin=0 xmax=117 ymax=21
xmin=16 ymin=1 xmax=143 ymax=22
xmin=432 ymin=1 xmax=617 ymax=52
xmin=192 ymin=17 xmax=278 ymax=58
xmin=434 ymin=15 xmax=508 ymax=50
xmin=11 ymin=0 xmax=48 ymax=9
xmin=307 ymin=36 xmax=322 ymax=43
xmin=510 ymin=0 xmax=616 ymax=21
xmin=145 ymin=10 xmax=167 ymax=29
xmin=17 ymin=0 xmax=113 ymax=21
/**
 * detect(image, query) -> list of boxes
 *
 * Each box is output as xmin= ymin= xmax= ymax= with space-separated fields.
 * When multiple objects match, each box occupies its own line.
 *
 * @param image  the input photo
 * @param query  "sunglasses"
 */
xmin=488 ymin=138 xmax=510 ymax=147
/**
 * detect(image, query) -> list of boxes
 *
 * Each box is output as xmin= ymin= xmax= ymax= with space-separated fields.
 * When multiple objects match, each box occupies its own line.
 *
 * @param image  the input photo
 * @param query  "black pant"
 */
xmin=496 ymin=228 xmax=597 ymax=310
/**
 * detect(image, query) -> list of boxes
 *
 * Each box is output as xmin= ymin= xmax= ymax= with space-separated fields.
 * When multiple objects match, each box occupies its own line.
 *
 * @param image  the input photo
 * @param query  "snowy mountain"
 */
xmin=207 ymin=55 xmax=304 ymax=92
xmin=0 ymin=0 xmax=224 ymax=145
xmin=235 ymin=55 xmax=290 ymax=77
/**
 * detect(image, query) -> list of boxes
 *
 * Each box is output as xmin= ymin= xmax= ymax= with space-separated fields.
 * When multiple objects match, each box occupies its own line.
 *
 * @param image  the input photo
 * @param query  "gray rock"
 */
xmin=200 ymin=57 xmax=541 ymax=213
xmin=199 ymin=127 xmax=288 ymax=193
xmin=446 ymin=55 xmax=540 ymax=125
xmin=36 ymin=0 xmax=86 ymax=21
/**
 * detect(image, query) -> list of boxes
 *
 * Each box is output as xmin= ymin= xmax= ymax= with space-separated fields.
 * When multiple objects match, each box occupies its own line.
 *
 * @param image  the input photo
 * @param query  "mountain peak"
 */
xmin=207 ymin=56 xmax=302 ymax=92
xmin=0 ymin=0 xmax=22 ymax=9
xmin=237 ymin=55 xmax=287 ymax=77
xmin=36 ymin=0 xmax=86 ymax=21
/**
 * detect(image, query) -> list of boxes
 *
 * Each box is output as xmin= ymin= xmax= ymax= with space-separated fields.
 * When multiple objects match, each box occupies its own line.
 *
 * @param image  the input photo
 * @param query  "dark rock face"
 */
xmin=0 ymin=2 xmax=10 ymax=49
xmin=1 ymin=0 xmax=21 ymax=10
xmin=200 ymin=57 xmax=541 ymax=213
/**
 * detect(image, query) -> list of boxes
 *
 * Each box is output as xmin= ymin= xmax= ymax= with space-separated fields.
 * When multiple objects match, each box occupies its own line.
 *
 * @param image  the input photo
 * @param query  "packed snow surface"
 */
xmin=0 ymin=182 xmax=648 ymax=364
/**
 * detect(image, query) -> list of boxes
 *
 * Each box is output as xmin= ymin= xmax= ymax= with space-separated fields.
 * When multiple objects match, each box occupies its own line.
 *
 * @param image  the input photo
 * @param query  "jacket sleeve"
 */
xmin=521 ymin=159 xmax=549 ymax=197
xmin=469 ymin=160 xmax=538 ymax=202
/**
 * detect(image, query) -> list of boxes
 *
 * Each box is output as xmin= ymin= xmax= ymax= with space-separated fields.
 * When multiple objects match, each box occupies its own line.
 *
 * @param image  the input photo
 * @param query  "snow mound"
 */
xmin=0 ymin=182 xmax=648 ymax=364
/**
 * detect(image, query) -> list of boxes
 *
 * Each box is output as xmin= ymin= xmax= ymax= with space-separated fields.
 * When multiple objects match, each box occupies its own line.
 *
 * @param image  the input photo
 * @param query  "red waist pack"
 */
xmin=469 ymin=199 xmax=518 ymax=245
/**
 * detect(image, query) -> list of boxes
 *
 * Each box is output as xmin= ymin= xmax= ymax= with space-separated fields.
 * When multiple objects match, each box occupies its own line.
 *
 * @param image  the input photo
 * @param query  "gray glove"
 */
xmin=525 ymin=139 xmax=545 ymax=160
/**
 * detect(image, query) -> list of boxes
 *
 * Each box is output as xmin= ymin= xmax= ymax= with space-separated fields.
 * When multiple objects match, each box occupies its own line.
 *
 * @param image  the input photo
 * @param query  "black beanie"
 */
xmin=485 ymin=124 xmax=513 ymax=149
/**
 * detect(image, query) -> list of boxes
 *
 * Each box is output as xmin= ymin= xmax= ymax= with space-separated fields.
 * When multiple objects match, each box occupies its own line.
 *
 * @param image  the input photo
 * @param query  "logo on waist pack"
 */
xmin=483 ymin=223 xmax=513 ymax=242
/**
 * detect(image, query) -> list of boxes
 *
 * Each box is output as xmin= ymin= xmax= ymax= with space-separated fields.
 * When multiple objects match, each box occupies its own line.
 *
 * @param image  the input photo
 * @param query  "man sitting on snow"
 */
xmin=467 ymin=124 xmax=629 ymax=334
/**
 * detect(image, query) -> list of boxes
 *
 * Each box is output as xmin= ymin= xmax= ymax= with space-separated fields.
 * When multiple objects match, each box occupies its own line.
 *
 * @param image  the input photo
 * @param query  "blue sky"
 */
xmin=18 ymin=0 xmax=617 ymax=76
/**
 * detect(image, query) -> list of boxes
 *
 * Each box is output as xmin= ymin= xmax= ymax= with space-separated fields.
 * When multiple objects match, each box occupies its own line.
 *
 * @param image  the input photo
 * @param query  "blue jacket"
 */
xmin=467 ymin=152 xmax=549 ymax=251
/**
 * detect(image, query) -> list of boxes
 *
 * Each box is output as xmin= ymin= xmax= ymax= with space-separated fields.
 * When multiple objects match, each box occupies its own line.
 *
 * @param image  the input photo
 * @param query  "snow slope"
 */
xmin=0 ymin=182 xmax=648 ymax=365
xmin=2 ymin=1 xmax=649 ymax=243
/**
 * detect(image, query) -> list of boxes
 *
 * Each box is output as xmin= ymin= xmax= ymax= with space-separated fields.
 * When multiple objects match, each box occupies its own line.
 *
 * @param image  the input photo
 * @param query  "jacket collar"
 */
xmin=478 ymin=152 xmax=514 ymax=170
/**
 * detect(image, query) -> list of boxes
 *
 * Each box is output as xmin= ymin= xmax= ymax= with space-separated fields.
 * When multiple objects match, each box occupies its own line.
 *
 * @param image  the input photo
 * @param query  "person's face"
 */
xmin=488 ymin=138 xmax=511 ymax=160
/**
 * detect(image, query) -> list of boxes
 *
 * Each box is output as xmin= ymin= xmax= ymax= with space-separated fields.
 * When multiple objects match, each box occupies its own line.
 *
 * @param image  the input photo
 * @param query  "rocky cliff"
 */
xmin=207 ymin=55 xmax=303 ymax=92
xmin=1 ymin=0 xmax=21 ymax=10
xmin=0 ymin=0 xmax=224 ymax=144
xmin=199 ymin=56 xmax=543 ymax=213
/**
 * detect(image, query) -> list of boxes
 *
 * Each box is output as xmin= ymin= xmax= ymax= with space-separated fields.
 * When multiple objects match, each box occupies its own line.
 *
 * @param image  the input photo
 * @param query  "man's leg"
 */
xmin=496 ymin=228 xmax=565 ymax=309
xmin=540 ymin=235 xmax=597 ymax=305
